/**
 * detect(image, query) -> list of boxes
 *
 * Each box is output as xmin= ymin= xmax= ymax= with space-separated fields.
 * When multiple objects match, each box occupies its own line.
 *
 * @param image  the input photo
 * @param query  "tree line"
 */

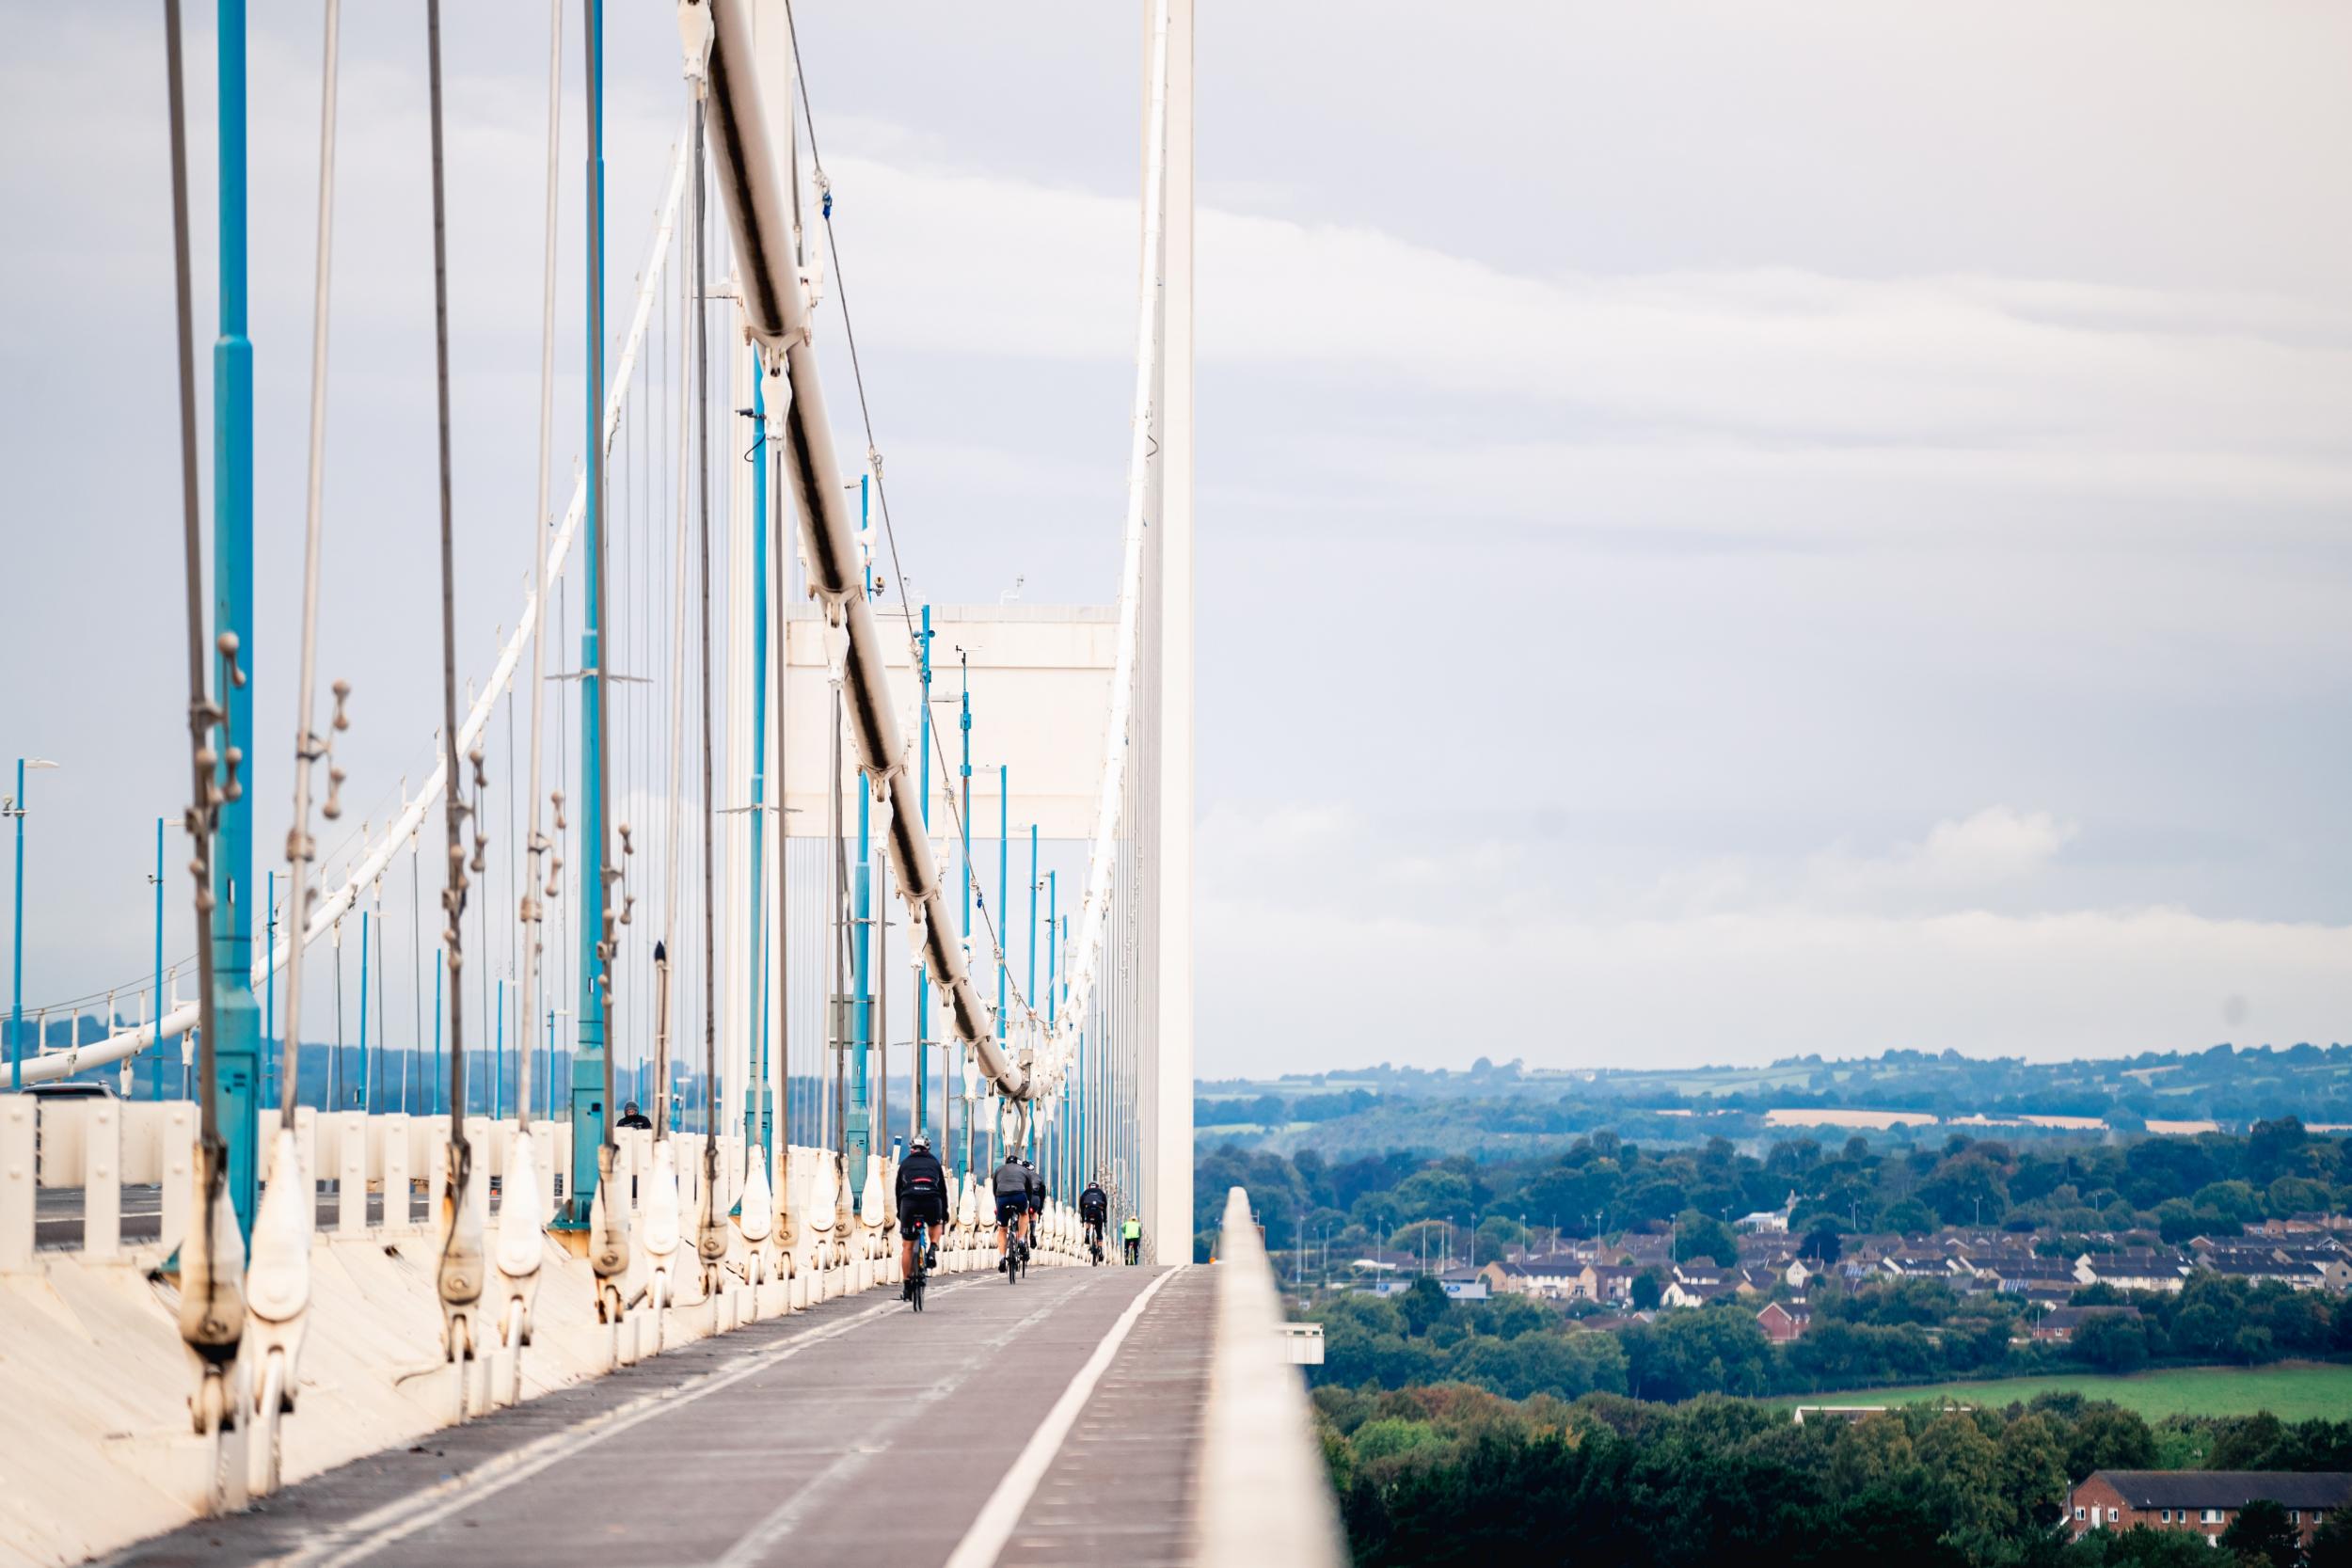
xmin=1323 ymin=1386 xmax=2352 ymax=1567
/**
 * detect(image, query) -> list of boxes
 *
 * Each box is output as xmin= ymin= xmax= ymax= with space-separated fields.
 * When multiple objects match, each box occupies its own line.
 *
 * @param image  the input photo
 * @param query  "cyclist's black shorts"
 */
xmin=995 ymin=1197 xmax=1028 ymax=1227
xmin=899 ymin=1201 xmax=945 ymax=1239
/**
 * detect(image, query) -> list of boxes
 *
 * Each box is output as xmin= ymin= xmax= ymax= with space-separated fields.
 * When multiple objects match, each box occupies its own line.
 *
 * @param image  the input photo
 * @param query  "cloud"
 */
xmin=1803 ymin=806 xmax=2078 ymax=906
xmin=1198 ymin=891 xmax=2352 ymax=1075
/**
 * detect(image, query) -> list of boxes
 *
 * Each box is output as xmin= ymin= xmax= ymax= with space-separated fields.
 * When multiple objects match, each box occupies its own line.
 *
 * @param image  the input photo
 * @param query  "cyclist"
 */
xmin=991 ymin=1150 xmax=1031 ymax=1273
xmin=1022 ymin=1158 xmax=1046 ymax=1251
xmin=1078 ymin=1179 xmax=1108 ymax=1261
xmin=615 ymin=1101 xmax=653 ymax=1131
xmin=1121 ymin=1213 xmax=1142 ymax=1265
xmin=895 ymin=1132 xmax=948 ymax=1297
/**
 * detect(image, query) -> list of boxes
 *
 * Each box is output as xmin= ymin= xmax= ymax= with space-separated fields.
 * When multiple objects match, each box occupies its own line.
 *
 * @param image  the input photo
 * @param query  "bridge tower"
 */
xmin=1146 ymin=0 xmax=1196 ymax=1264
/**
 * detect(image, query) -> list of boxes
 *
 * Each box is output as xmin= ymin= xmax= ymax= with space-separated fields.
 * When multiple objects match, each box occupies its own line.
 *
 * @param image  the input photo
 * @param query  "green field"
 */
xmin=1777 ymin=1361 xmax=2352 ymax=1423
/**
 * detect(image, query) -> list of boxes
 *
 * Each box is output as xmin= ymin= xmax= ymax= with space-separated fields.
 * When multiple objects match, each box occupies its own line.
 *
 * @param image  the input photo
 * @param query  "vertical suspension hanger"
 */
xmin=642 ymin=120 xmax=698 ymax=1332
xmin=246 ymin=0 xmax=344 ymax=1493
xmin=163 ymin=0 xmax=248 ymax=1502
xmin=494 ymin=0 xmax=565 ymax=1391
xmin=683 ymin=72 xmax=732 ymax=1313
xmin=422 ymin=0 xmax=487 ymax=1415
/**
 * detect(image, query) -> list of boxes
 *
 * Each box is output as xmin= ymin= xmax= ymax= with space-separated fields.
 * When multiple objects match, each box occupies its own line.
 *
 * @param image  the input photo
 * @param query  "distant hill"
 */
xmin=1196 ymin=1042 xmax=2352 ymax=1158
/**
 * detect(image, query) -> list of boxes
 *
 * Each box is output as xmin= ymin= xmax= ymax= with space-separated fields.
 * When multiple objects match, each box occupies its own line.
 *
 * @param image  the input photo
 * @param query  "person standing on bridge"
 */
xmin=1122 ymin=1213 xmax=1142 ymax=1266
xmin=992 ymin=1150 xmax=1032 ymax=1272
xmin=895 ymin=1132 xmax=947 ymax=1294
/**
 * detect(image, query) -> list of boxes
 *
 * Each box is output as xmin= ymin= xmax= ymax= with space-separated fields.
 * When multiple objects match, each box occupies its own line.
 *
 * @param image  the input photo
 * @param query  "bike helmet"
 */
xmin=910 ymin=1132 xmax=930 ymax=1150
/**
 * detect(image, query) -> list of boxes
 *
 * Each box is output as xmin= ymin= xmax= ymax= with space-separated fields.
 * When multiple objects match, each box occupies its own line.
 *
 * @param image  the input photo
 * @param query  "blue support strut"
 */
xmin=208 ymin=0 xmax=262 ymax=1233
xmin=566 ymin=0 xmax=610 ymax=1225
xmin=741 ymin=359 xmax=771 ymax=1164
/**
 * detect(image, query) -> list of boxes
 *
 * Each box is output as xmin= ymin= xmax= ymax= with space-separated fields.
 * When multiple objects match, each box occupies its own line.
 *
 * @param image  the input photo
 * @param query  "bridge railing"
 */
xmin=0 ymin=1097 xmax=809 ymax=1269
xmin=1200 ymin=1185 xmax=1348 ymax=1567
xmin=0 ymin=1089 xmax=1080 ymax=1282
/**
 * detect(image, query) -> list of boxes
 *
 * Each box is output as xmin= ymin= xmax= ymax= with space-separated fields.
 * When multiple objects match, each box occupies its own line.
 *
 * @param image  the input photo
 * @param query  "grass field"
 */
xmin=1776 ymin=1362 xmax=2352 ymax=1423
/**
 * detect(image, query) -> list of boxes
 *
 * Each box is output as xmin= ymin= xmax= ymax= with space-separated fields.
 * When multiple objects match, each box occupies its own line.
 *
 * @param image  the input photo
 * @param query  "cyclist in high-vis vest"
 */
xmin=1121 ymin=1214 xmax=1142 ymax=1265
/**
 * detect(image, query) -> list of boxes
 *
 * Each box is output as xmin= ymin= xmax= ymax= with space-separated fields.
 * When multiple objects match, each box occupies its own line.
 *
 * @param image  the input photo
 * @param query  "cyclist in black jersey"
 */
xmin=895 ymin=1132 xmax=948 ymax=1297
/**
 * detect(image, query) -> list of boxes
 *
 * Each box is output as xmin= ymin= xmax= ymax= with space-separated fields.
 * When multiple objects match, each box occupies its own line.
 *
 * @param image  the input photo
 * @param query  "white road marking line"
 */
xmin=268 ymin=1282 xmax=975 ymax=1568
xmin=711 ymin=1289 xmax=1070 ymax=1568
xmin=941 ymin=1266 xmax=1182 ymax=1568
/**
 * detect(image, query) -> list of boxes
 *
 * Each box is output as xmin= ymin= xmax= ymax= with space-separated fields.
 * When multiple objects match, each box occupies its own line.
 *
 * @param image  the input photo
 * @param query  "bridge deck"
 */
xmin=103 ymin=1263 xmax=1212 ymax=1568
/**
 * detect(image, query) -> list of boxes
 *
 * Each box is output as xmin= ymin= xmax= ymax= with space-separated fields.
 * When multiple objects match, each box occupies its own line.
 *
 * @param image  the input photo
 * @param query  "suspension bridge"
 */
xmin=0 ymin=3 xmax=1340 ymax=1563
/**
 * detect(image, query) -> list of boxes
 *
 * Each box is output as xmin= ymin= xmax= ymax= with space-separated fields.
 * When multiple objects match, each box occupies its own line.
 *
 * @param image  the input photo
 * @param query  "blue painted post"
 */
xmin=1046 ymin=869 xmax=1057 ymax=1183
xmin=741 ymin=362 xmax=770 ymax=1162
xmin=357 ymin=908 xmax=370 ymax=1110
xmin=567 ymin=0 xmax=610 ymax=1225
xmin=433 ymin=948 xmax=444 ymax=1117
xmin=850 ymin=777 xmax=871 ymax=1197
xmin=154 ymin=819 xmax=168 ymax=1100
xmin=914 ymin=605 xmax=932 ymax=1133
xmin=209 ymin=0 xmax=263 ymax=1235
xmin=494 ymin=977 xmax=504 ymax=1119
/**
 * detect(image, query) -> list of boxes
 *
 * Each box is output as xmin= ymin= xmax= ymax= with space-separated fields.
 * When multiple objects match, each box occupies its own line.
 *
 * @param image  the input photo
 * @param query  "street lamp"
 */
xmin=7 ymin=757 xmax=60 ymax=1091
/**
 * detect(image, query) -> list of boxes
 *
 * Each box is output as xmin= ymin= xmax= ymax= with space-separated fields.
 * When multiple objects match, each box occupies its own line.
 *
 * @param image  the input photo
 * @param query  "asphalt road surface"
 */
xmin=104 ymin=1259 xmax=1214 ymax=1568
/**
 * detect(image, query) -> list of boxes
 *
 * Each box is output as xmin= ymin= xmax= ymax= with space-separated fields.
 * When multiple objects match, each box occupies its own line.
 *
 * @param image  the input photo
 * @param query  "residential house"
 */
xmin=2255 ymin=1212 xmax=2351 ymax=1238
xmin=1990 ymin=1259 xmax=2082 ymax=1303
xmin=2193 ymin=1255 xmax=2330 ymax=1291
xmin=1530 ymin=1253 xmax=1600 ymax=1300
xmin=2068 ymin=1471 xmax=2352 ymax=1547
xmin=1613 ymin=1232 xmax=1676 ymax=1269
xmin=2028 ymin=1305 xmax=2142 ymax=1344
xmin=1839 ymin=1234 xmax=1906 ymax=1266
xmin=1588 ymin=1263 xmax=1639 ymax=1305
xmin=1756 ymin=1300 xmax=1813 ymax=1343
xmin=1663 ymin=1277 xmax=1739 ymax=1308
xmin=2074 ymin=1250 xmax=2188 ymax=1293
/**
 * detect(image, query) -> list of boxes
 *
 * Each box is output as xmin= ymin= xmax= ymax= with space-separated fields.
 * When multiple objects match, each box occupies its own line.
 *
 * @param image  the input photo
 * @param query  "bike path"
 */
xmin=106 ymin=1259 xmax=1206 ymax=1568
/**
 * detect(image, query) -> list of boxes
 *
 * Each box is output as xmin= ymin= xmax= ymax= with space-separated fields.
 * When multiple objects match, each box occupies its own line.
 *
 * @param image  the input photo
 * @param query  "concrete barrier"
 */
xmin=0 ymin=1129 xmax=920 ymax=1567
xmin=1194 ymin=1185 xmax=1347 ymax=1568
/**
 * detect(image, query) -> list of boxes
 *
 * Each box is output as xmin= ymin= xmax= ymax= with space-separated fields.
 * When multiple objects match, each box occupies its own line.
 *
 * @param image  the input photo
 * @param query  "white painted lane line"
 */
xmin=711 ymin=1287 xmax=1072 ymax=1568
xmin=268 ymin=1282 xmax=977 ymax=1568
xmin=941 ymin=1266 xmax=1183 ymax=1568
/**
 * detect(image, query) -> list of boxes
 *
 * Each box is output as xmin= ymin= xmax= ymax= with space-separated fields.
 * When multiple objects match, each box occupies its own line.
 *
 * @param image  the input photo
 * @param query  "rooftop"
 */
xmin=2085 ymin=1471 xmax=2352 ymax=1511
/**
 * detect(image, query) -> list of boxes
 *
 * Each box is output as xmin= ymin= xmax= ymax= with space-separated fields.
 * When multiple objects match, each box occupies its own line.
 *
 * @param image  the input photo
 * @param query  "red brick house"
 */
xmin=2068 ymin=1471 xmax=2352 ymax=1547
xmin=1756 ymin=1300 xmax=1812 ymax=1343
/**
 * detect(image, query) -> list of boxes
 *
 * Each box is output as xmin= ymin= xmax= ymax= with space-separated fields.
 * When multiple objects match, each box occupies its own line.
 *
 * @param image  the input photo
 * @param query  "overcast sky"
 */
xmin=5 ymin=2 xmax=2350 ymax=1078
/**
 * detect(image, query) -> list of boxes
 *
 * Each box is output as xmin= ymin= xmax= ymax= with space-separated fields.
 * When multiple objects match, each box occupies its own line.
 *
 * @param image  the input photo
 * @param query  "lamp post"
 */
xmin=6 ymin=757 xmax=59 ymax=1090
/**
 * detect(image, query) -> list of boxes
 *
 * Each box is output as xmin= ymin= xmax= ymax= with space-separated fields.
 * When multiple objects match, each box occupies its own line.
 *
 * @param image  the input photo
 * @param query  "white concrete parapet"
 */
xmin=1194 ymin=1186 xmax=1347 ymax=1568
